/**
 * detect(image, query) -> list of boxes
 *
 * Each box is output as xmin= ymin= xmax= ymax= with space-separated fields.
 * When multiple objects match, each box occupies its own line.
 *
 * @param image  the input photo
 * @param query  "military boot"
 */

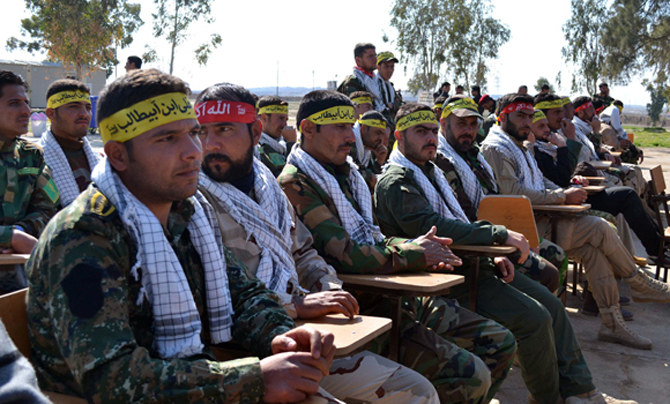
xmin=598 ymin=306 xmax=651 ymax=350
xmin=626 ymin=269 xmax=670 ymax=303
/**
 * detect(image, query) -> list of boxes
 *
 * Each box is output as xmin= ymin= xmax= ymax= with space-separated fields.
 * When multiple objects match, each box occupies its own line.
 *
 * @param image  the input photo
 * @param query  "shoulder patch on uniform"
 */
xmin=268 ymin=152 xmax=286 ymax=167
xmin=89 ymin=191 xmax=116 ymax=217
xmin=42 ymin=178 xmax=60 ymax=204
xmin=17 ymin=167 xmax=40 ymax=176
xmin=61 ymin=264 xmax=104 ymax=318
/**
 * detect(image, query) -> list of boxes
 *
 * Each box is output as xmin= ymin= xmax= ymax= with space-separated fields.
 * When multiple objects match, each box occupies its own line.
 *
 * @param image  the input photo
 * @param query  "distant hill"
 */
xmin=248 ymin=87 xmax=326 ymax=97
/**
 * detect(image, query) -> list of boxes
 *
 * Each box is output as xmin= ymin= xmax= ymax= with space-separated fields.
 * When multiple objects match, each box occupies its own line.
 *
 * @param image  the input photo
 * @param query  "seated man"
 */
xmin=600 ymin=100 xmax=643 ymax=164
xmin=480 ymin=93 xmax=670 ymax=352
xmin=374 ymin=101 xmax=626 ymax=404
xmin=0 ymin=70 xmax=59 ymax=293
xmin=352 ymin=110 xmax=388 ymax=187
xmin=196 ymin=82 xmax=438 ymax=403
xmin=27 ymin=69 xmax=339 ymax=403
xmin=39 ymin=79 xmax=100 ymax=207
xmin=256 ymin=95 xmax=294 ymax=176
xmin=278 ymin=90 xmax=516 ymax=403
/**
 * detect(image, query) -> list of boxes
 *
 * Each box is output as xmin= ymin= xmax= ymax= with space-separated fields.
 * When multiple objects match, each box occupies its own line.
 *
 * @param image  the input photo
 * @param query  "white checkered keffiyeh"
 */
xmin=287 ymin=144 xmax=385 ymax=245
xmin=572 ymin=117 xmax=599 ymax=161
xmin=482 ymin=126 xmax=545 ymax=191
xmin=39 ymin=130 xmax=100 ymax=206
xmin=259 ymin=131 xmax=287 ymax=155
xmin=353 ymin=123 xmax=372 ymax=167
xmin=386 ymin=148 xmax=469 ymax=223
xmin=437 ymin=133 xmax=497 ymax=208
xmin=199 ymin=158 xmax=302 ymax=296
xmin=91 ymin=158 xmax=234 ymax=359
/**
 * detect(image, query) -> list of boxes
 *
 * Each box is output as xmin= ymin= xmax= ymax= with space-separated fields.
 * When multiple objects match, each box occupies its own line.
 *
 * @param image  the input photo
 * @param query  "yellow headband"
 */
xmin=99 ymin=92 xmax=196 ymax=144
xmin=358 ymin=118 xmax=386 ymax=129
xmin=616 ymin=105 xmax=623 ymax=113
xmin=46 ymin=90 xmax=91 ymax=109
xmin=433 ymin=103 xmax=443 ymax=110
xmin=441 ymin=97 xmax=479 ymax=119
xmin=258 ymin=104 xmax=288 ymax=115
xmin=561 ymin=97 xmax=571 ymax=106
xmin=351 ymin=96 xmax=372 ymax=105
xmin=304 ymin=105 xmax=356 ymax=126
xmin=532 ymin=109 xmax=547 ymax=123
xmin=535 ymin=99 xmax=565 ymax=110
xmin=396 ymin=110 xmax=438 ymax=132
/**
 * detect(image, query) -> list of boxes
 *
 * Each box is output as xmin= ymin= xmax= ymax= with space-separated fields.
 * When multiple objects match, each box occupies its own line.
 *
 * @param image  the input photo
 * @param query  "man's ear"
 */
xmin=45 ymin=108 xmax=56 ymax=121
xmin=104 ymin=141 xmax=130 ymax=173
xmin=300 ymin=120 xmax=316 ymax=141
xmin=251 ymin=120 xmax=262 ymax=146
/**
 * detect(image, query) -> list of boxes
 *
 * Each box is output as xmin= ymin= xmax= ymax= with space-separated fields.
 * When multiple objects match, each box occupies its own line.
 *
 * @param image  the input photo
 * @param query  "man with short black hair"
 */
xmin=124 ymin=55 xmax=142 ymax=72
xmin=593 ymin=82 xmax=614 ymax=107
xmin=471 ymin=85 xmax=481 ymax=103
xmin=256 ymin=95 xmax=293 ymax=176
xmin=349 ymin=90 xmax=374 ymax=119
xmin=455 ymin=85 xmax=464 ymax=95
xmin=39 ymin=79 xmax=100 ymax=207
xmin=337 ymin=43 xmax=384 ymax=109
xmin=518 ymin=85 xmax=528 ymax=95
xmin=433 ymin=81 xmax=450 ymax=101
xmin=375 ymin=51 xmax=402 ymax=125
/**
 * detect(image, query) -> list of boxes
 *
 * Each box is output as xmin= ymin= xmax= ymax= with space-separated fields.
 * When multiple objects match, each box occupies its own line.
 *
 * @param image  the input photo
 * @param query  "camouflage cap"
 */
xmin=377 ymin=51 xmax=399 ymax=65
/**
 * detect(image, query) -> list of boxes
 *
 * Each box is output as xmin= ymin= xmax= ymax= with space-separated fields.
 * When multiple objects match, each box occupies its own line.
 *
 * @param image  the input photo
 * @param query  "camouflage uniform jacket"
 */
xmin=199 ymin=186 xmax=343 ymax=316
xmin=26 ymin=185 xmax=294 ymax=403
xmin=277 ymin=162 xmax=427 ymax=275
xmin=0 ymin=137 xmax=59 ymax=247
xmin=336 ymin=74 xmax=366 ymax=98
xmin=257 ymin=140 xmax=294 ymax=177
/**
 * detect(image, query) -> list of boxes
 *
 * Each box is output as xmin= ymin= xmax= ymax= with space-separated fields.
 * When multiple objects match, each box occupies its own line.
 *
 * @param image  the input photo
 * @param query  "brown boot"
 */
xmin=598 ymin=306 xmax=652 ymax=350
xmin=626 ymin=269 xmax=670 ymax=303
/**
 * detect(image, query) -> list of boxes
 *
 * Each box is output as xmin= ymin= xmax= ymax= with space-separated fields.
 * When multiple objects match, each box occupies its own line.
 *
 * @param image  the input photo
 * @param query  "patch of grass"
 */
xmin=623 ymin=125 xmax=670 ymax=148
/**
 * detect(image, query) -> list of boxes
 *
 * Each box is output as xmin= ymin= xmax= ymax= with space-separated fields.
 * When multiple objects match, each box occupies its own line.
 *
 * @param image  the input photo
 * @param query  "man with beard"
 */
xmin=481 ymin=93 xmax=670 ymax=353
xmin=279 ymin=90 xmax=517 ymax=404
xmin=337 ymin=43 xmax=384 ymax=111
xmin=39 ymin=79 xmax=101 ymax=207
xmin=256 ymin=95 xmax=293 ymax=176
xmin=375 ymin=51 xmax=402 ymax=125
xmin=195 ymin=82 xmax=440 ymax=404
xmin=26 ymin=69 xmax=340 ymax=403
xmin=593 ymin=82 xmax=614 ymax=107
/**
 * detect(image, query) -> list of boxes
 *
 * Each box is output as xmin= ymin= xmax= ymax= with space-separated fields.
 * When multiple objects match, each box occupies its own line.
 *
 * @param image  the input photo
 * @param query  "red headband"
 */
xmin=575 ymin=101 xmax=593 ymax=113
xmin=194 ymin=101 xmax=257 ymax=124
xmin=499 ymin=102 xmax=534 ymax=117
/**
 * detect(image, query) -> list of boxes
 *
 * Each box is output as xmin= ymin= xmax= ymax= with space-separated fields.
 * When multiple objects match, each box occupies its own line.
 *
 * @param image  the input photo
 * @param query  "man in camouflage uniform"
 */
xmin=26 ymin=69 xmax=343 ymax=403
xmin=256 ymin=95 xmax=295 ymax=176
xmin=196 ymin=82 xmax=439 ymax=404
xmin=375 ymin=51 xmax=403 ymax=126
xmin=0 ymin=70 xmax=59 ymax=293
xmin=278 ymin=90 xmax=517 ymax=403
xmin=351 ymin=110 xmax=388 ymax=190
xmin=593 ymin=82 xmax=614 ymax=108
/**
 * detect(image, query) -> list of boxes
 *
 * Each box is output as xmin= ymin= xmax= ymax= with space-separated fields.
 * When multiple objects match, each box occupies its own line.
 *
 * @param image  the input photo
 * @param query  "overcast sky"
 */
xmin=0 ymin=0 xmax=655 ymax=105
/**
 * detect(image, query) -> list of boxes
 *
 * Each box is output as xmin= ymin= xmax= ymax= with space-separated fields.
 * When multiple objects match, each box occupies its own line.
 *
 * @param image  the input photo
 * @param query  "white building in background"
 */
xmin=0 ymin=59 xmax=106 ymax=109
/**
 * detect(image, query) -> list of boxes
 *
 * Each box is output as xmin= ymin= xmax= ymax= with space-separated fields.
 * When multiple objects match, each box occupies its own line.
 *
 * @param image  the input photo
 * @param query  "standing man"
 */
xmin=26 ymin=69 xmax=340 ymax=403
xmin=279 ymin=90 xmax=517 ymax=404
xmin=0 ymin=70 xmax=59 ymax=293
xmin=518 ymin=85 xmax=528 ymax=95
xmin=593 ymin=82 xmax=614 ymax=107
xmin=337 ymin=43 xmax=383 ymax=110
xmin=256 ymin=95 xmax=292 ymax=176
xmin=39 ymin=79 xmax=100 ymax=207
xmin=375 ymin=51 xmax=403 ymax=125
xmin=433 ymin=82 xmax=450 ymax=101
xmin=470 ymin=85 xmax=482 ymax=103
xmin=124 ymin=55 xmax=142 ymax=73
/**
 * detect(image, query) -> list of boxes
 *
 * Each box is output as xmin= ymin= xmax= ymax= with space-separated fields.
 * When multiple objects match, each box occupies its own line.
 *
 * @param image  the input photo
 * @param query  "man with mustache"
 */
xmin=26 ymin=69 xmax=338 ymax=403
xmin=256 ymin=95 xmax=293 ymax=176
xmin=0 ymin=70 xmax=59 ymax=294
xmin=351 ymin=110 xmax=388 ymax=186
xmin=196 ymin=82 xmax=440 ymax=404
xmin=39 ymin=79 xmax=101 ymax=207
xmin=278 ymin=90 xmax=517 ymax=403
xmin=480 ymin=93 xmax=670 ymax=353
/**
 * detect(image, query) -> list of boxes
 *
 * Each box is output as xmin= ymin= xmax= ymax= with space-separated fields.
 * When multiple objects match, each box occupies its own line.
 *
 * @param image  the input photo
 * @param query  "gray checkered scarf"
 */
xmin=39 ymin=130 xmax=100 ymax=206
xmin=437 ymin=133 xmax=497 ymax=208
xmin=199 ymin=158 xmax=302 ymax=297
xmin=482 ymin=126 xmax=545 ymax=191
xmin=386 ymin=148 xmax=469 ymax=222
xmin=91 ymin=158 xmax=233 ymax=359
xmin=287 ymin=144 xmax=385 ymax=245
xmin=259 ymin=131 xmax=287 ymax=155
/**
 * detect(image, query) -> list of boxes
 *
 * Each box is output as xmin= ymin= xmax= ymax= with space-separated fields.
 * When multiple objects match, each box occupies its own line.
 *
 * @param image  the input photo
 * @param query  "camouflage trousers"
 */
xmin=517 ymin=239 xmax=567 ymax=292
xmin=365 ymin=297 xmax=516 ymax=404
xmin=303 ymin=351 xmax=439 ymax=404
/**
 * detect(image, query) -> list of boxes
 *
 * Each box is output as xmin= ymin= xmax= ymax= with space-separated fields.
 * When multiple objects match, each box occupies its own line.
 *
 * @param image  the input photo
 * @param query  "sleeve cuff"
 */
xmin=0 ymin=226 xmax=13 ymax=248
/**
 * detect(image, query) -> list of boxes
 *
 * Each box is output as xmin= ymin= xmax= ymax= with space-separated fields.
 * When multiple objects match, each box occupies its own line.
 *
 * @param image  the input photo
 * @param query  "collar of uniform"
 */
xmin=52 ymin=131 xmax=85 ymax=151
xmin=318 ymin=160 xmax=351 ymax=178
xmin=165 ymin=198 xmax=196 ymax=244
xmin=0 ymin=136 xmax=16 ymax=152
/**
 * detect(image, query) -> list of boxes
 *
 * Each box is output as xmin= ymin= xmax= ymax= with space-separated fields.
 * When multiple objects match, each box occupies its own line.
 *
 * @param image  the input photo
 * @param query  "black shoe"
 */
xmin=619 ymin=295 xmax=631 ymax=306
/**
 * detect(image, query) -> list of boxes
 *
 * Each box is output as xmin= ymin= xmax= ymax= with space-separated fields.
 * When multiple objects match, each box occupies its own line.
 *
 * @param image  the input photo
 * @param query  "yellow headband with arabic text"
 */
xmin=99 ymin=92 xmax=196 ymax=144
xmin=441 ymin=97 xmax=479 ymax=119
xmin=351 ymin=96 xmax=373 ymax=105
xmin=532 ymin=109 xmax=547 ymax=123
xmin=304 ymin=105 xmax=356 ymax=127
xmin=258 ymin=104 xmax=288 ymax=115
xmin=358 ymin=118 xmax=386 ymax=129
xmin=561 ymin=97 xmax=571 ymax=106
xmin=47 ymin=90 xmax=91 ymax=109
xmin=535 ymin=99 xmax=565 ymax=110
xmin=396 ymin=110 xmax=438 ymax=132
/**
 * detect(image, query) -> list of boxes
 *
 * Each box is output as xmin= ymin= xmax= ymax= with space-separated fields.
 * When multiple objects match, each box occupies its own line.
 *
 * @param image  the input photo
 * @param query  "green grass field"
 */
xmin=623 ymin=126 xmax=670 ymax=148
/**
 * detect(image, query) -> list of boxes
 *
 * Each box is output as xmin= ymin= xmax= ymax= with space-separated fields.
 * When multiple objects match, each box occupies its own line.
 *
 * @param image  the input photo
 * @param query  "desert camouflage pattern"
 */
xmin=26 ymin=185 xmax=295 ymax=403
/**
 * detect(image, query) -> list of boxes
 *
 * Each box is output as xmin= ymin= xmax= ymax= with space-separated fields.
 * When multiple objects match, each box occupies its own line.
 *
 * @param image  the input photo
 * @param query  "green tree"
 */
xmin=561 ymin=0 xmax=608 ymax=95
xmin=6 ymin=0 xmax=142 ymax=79
xmin=388 ymin=0 xmax=509 ymax=94
xmin=534 ymin=77 xmax=555 ymax=94
xmin=152 ymin=0 xmax=221 ymax=74
xmin=601 ymin=0 xmax=670 ymax=88
xmin=643 ymin=77 xmax=668 ymax=126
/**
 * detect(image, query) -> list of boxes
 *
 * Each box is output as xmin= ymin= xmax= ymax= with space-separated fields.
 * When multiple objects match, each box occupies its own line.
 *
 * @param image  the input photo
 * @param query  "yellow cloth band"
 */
xmin=396 ymin=110 xmax=438 ymax=132
xmin=258 ymin=104 xmax=288 ymax=115
xmin=351 ymin=96 xmax=373 ymax=105
xmin=561 ymin=97 xmax=571 ymax=106
xmin=535 ymin=99 xmax=565 ymax=110
xmin=616 ymin=105 xmax=623 ymax=114
xmin=358 ymin=118 xmax=386 ymax=129
xmin=46 ymin=90 xmax=91 ymax=109
xmin=532 ymin=109 xmax=547 ymax=123
xmin=441 ymin=97 xmax=479 ymax=119
xmin=99 ymin=92 xmax=196 ymax=144
xmin=433 ymin=103 xmax=443 ymax=110
xmin=305 ymin=105 xmax=356 ymax=125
